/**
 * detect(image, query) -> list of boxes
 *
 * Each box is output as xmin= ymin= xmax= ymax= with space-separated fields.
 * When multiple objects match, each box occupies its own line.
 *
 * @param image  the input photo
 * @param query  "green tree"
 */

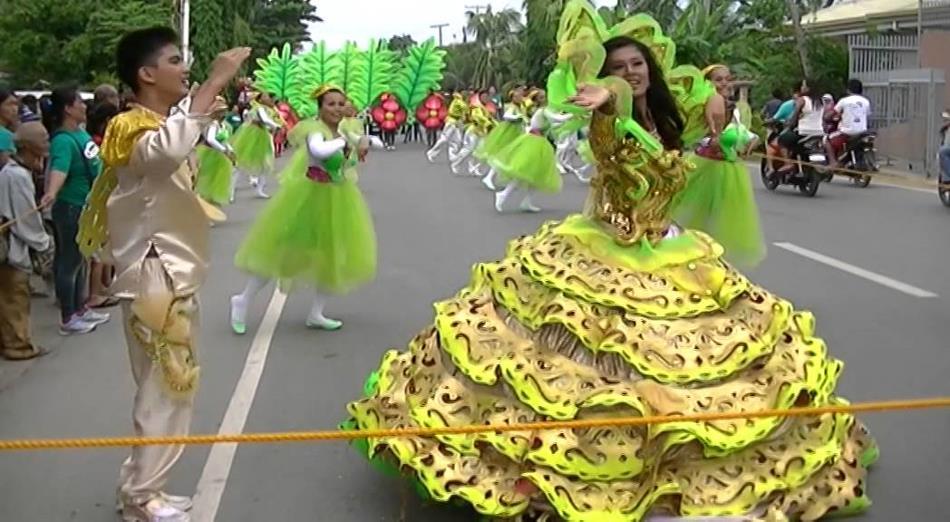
xmin=0 ymin=0 xmax=171 ymax=86
xmin=387 ymin=34 xmax=416 ymax=57
xmin=464 ymin=6 xmax=522 ymax=88
xmin=520 ymin=0 xmax=565 ymax=86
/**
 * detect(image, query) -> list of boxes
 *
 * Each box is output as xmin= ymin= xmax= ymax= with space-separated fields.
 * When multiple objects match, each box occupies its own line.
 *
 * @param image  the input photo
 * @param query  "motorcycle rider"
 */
xmin=940 ymin=110 xmax=950 ymax=181
xmin=825 ymin=79 xmax=870 ymax=169
xmin=776 ymin=79 xmax=824 ymax=174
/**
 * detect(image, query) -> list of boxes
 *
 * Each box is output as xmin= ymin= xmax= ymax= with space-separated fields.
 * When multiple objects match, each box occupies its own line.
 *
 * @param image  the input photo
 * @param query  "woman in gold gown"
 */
xmin=342 ymin=3 xmax=876 ymax=520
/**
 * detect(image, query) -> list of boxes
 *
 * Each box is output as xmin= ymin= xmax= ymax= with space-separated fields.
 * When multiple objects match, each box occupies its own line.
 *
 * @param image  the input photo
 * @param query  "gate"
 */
xmin=849 ymin=34 xmax=946 ymax=176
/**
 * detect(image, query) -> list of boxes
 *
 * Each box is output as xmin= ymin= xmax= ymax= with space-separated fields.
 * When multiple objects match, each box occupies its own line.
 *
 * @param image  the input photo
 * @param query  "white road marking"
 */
xmin=774 ymin=242 xmax=938 ymax=298
xmin=192 ymin=288 xmax=287 ymax=521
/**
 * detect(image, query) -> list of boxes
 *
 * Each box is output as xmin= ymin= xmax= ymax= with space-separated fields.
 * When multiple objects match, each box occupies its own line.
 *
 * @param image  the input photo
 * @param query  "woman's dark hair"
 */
xmin=87 ymin=101 xmax=119 ymax=138
xmin=42 ymin=85 xmax=82 ymax=133
xmin=771 ymin=89 xmax=784 ymax=100
xmin=801 ymin=78 xmax=820 ymax=105
xmin=0 ymin=88 xmax=13 ymax=105
xmin=116 ymin=26 xmax=180 ymax=92
xmin=599 ymin=36 xmax=684 ymax=151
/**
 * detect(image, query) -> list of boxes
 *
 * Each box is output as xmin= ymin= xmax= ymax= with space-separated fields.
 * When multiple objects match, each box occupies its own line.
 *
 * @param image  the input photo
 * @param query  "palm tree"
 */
xmin=464 ymin=6 xmax=523 ymax=88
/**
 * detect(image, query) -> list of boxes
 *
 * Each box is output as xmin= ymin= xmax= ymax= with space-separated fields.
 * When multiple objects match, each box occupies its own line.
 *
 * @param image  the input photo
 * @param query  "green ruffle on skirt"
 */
xmin=489 ymin=133 xmax=562 ymax=193
xmin=672 ymin=153 xmax=765 ymax=268
xmin=195 ymin=145 xmax=232 ymax=206
xmin=234 ymin=151 xmax=377 ymax=294
xmin=231 ymin=123 xmax=274 ymax=175
xmin=474 ymin=121 xmax=522 ymax=163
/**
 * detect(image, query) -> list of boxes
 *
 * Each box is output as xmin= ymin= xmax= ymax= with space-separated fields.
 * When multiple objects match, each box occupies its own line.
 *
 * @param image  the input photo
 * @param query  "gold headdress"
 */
xmin=313 ymin=83 xmax=345 ymax=100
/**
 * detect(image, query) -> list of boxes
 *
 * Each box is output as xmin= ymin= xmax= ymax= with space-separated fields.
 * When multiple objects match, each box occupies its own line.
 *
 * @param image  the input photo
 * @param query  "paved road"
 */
xmin=1 ymin=145 xmax=948 ymax=521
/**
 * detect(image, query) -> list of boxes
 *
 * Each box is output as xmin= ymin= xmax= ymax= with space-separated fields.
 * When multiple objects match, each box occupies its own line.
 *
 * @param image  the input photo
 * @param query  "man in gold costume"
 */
xmin=77 ymin=27 xmax=249 ymax=522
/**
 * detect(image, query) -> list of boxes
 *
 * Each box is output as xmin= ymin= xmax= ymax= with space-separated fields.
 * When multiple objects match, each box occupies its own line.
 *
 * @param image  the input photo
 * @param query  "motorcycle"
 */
xmin=832 ymin=132 xmax=878 ymax=187
xmin=760 ymin=130 xmax=824 ymax=197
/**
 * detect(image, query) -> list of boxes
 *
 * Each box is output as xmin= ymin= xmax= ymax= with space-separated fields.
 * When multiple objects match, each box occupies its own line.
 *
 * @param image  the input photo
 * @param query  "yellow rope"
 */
xmin=1 ymin=396 xmax=947 ymax=452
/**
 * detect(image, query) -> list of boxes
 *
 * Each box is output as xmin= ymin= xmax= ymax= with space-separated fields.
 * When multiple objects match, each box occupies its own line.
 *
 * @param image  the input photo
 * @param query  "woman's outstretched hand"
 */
xmin=567 ymin=84 xmax=612 ymax=110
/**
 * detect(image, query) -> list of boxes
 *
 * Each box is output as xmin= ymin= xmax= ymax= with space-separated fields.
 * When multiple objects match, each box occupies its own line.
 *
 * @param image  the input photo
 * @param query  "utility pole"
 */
xmin=917 ymin=0 xmax=924 ymax=67
xmin=430 ymin=23 xmax=449 ymax=47
xmin=463 ymin=4 xmax=490 ymax=44
xmin=179 ymin=0 xmax=191 ymax=66
xmin=465 ymin=4 xmax=490 ymax=15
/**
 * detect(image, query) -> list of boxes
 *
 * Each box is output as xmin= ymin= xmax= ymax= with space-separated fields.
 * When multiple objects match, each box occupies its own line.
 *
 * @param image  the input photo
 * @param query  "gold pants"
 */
xmin=0 ymin=264 xmax=38 ymax=360
xmin=118 ymin=258 xmax=200 ymax=506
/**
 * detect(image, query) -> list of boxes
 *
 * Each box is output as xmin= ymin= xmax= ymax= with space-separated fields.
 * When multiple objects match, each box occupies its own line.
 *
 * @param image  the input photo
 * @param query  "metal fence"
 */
xmin=859 ymin=69 xmax=945 ymax=176
xmin=848 ymin=33 xmax=947 ymax=176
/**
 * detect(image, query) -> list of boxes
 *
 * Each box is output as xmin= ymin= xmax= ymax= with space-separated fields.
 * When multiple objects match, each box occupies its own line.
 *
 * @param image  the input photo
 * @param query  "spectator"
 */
xmin=0 ymin=89 xmax=19 ymax=164
xmin=762 ymin=89 xmax=784 ymax=119
xmin=84 ymin=100 xmax=120 ymax=308
xmin=0 ymin=122 xmax=52 ymax=360
xmin=18 ymin=94 xmax=41 ymax=123
xmin=939 ymin=110 xmax=950 ymax=180
xmin=40 ymin=86 xmax=110 ymax=335
xmin=93 ymin=84 xmax=120 ymax=108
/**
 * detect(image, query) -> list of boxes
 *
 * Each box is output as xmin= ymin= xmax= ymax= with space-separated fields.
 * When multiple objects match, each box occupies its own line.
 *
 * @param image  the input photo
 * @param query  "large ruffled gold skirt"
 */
xmin=345 ymin=215 xmax=876 ymax=521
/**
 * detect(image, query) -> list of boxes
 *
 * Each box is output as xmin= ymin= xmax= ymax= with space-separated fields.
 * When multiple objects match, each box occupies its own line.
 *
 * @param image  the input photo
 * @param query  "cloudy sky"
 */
xmin=308 ymin=0 xmax=612 ymax=48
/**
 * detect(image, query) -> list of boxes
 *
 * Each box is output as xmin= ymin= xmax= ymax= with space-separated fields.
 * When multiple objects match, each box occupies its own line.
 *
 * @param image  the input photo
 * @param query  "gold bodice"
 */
xmin=585 ymin=110 xmax=690 ymax=246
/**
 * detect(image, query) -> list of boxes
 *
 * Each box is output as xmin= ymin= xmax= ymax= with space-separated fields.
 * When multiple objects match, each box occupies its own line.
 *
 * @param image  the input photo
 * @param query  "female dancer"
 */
xmin=230 ymin=91 xmax=280 ymax=199
xmin=343 ymin=3 xmax=875 ymax=520
xmin=673 ymin=63 xmax=764 ymax=268
xmin=451 ymin=91 xmax=494 ymax=177
xmin=475 ymin=86 xmax=529 ymax=191
xmin=490 ymin=89 xmax=568 ymax=213
xmin=196 ymin=116 xmax=235 ymax=207
xmin=230 ymin=87 xmax=376 ymax=334
xmin=425 ymin=92 xmax=467 ymax=164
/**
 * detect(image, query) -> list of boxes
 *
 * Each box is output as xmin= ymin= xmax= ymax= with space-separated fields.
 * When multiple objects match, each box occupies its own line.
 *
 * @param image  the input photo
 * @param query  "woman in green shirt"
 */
xmin=40 ymin=86 xmax=110 ymax=335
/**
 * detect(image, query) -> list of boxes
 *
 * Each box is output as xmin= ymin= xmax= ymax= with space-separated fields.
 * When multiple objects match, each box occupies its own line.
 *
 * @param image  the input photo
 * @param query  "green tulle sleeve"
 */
xmin=672 ymin=155 xmax=765 ymax=268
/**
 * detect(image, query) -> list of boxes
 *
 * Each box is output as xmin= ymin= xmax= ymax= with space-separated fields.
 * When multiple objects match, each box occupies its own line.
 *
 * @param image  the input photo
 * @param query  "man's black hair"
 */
xmin=116 ymin=27 xmax=180 ymax=93
xmin=847 ymin=78 xmax=863 ymax=95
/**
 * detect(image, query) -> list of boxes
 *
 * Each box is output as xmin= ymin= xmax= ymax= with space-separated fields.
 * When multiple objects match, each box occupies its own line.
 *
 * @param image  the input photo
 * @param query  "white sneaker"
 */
xmin=482 ymin=175 xmax=496 ymax=191
xmin=59 ymin=316 xmax=97 ymax=336
xmin=80 ymin=309 xmax=110 ymax=327
xmin=121 ymin=497 xmax=189 ymax=522
xmin=426 ymin=149 xmax=437 ymax=163
xmin=116 ymin=492 xmax=192 ymax=513
xmin=255 ymin=187 xmax=270 ymax=199
xmin=249 ymin=176 xmax=259 ymax=188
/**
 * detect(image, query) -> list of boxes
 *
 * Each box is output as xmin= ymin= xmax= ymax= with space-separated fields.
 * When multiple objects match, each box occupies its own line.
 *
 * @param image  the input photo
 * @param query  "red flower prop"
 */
xmin=371 ymin=93 xmax=407 ymax=132
xmin=416 ymin=93 xmax=447 ymax=130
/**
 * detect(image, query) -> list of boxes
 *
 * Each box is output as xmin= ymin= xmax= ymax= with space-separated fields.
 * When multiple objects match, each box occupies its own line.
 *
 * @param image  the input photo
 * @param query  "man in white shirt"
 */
xmin=826 ymin=79 xmax=870 ymax=167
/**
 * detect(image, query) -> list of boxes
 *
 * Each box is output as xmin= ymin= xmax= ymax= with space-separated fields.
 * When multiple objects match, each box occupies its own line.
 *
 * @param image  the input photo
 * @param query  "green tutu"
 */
xmin=234 ymin=149 xmax=377 ymax=294
xmin=230 ymin=123 xmax=274 ymax=176
xmin=672 ymin=153 xmax=765 ymax=268
xmin=473 ymin=121 xmax=521 ymax=163
xmin=489 ymin=133 xmax=562 ymax=193
xmin=195 ymin=145 xmax=232 ymax=205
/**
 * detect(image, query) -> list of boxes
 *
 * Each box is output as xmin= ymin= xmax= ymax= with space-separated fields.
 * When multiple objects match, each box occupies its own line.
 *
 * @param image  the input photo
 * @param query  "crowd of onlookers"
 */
xmin=0 ymin=84 xmax=131 ymax=361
